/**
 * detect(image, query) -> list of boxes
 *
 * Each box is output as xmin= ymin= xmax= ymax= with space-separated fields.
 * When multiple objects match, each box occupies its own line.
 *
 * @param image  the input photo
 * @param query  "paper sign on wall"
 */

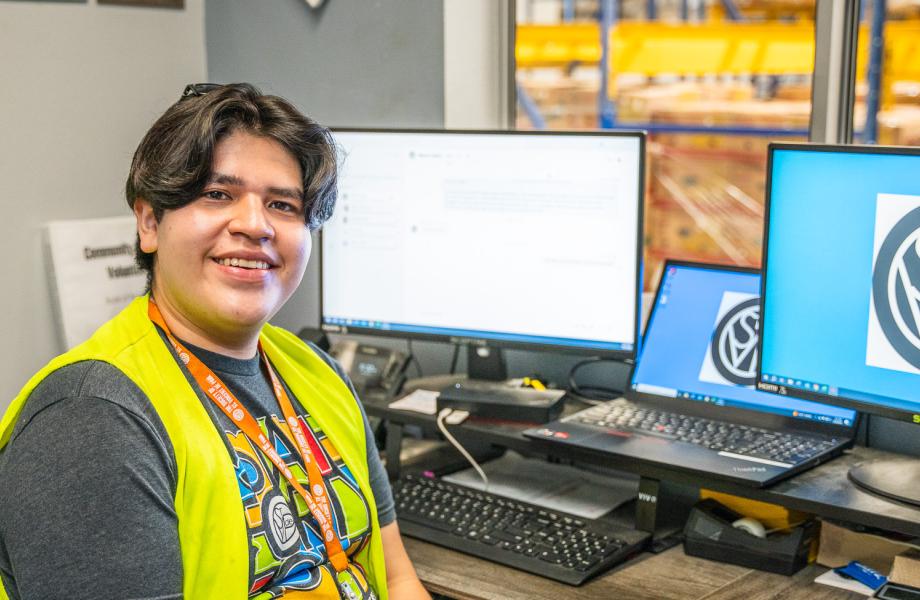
xmin=45 ymin=216 xmax=145 ymax=349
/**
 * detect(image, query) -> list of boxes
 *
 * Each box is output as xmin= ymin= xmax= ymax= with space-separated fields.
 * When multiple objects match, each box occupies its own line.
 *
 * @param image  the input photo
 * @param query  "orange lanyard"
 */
xmin=147 ymin=300 xmax=349 ymax=573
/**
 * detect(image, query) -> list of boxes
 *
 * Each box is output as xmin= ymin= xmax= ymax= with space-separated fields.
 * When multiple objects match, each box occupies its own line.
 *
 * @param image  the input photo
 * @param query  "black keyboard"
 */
xmin=569 ymin=399 xmax=840 ymax=466
xmin=393 ymin=473 xmax=649 ymax=585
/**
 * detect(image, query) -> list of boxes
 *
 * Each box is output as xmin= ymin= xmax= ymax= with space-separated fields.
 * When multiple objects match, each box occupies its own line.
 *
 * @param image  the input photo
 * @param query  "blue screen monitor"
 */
xmin=758 ymin=143 xmax=920 ymax=506
xmin=321 ymin=129 xmax=645 ymax=375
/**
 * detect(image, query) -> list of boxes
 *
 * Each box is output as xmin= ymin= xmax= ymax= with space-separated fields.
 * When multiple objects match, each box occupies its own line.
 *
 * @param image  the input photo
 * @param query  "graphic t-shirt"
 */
xmin=190 ymin=342 xmax=382 ymax=599
xmin=227 ymin=404 xmax=376 ymax=599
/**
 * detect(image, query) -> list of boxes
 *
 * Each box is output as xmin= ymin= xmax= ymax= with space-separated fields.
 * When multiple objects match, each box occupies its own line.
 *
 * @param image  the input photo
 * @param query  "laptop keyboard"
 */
xmin=568 ymin=399 xmax=840 ymax=466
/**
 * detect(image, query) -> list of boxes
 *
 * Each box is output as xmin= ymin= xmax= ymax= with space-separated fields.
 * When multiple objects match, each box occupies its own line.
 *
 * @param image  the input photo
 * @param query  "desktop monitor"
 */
xmin=758 ymin=142 xmax=920 ymax=506
xmin=321 ymin=128 xmax=645 ymax=378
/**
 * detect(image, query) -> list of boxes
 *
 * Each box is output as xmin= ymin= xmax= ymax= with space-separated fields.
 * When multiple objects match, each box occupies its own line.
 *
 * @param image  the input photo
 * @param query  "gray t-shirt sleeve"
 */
xmin=0 ymin=361 xmax=181 ymax=600
xmin=357 ymin=396 xmax=397 ymax=527
xmin=306 ymin=343 xmax=396 ymax=527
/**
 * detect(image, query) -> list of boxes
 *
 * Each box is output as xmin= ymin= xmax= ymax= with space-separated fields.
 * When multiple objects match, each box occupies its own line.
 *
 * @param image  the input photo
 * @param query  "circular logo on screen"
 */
xmin=710 ymin=298 xmax=760 ymax=386
xmin=872 ymin=206 xmax=920 ymax=370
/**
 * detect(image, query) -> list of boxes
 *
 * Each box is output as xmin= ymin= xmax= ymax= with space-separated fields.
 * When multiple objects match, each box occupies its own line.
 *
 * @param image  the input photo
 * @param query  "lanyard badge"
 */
xmin=148 ymin=300 xmax=349 ymax=573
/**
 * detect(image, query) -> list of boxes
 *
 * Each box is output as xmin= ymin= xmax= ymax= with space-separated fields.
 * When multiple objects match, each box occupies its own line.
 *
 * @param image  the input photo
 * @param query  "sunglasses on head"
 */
xmin=180 ymin=83 xmax=222 ymax=99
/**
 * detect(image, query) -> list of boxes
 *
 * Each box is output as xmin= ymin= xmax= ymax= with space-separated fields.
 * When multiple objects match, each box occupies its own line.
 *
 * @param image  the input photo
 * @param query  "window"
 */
xmin=515 ymin=0 xmax=818 ymax=289
xmin=855 ymin=0 xmax=920 ymax=146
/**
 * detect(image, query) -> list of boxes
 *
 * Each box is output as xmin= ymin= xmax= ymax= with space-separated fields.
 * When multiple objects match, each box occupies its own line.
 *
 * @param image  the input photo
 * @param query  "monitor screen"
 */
xmin=758 ymin=144 xmax=920 ymax=422
xmin=631 ymin=262 xmax=856 ymax=426
xmin=321 ymin=129 xmax=644 ymax=357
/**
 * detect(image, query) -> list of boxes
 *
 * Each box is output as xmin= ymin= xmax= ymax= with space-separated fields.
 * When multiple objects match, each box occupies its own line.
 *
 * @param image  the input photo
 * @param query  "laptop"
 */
xmin=524 ymin=261 xmax=858 ymax=487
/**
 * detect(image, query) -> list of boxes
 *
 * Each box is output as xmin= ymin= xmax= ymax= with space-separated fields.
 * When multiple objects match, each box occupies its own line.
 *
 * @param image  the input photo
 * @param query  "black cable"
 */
xmin=449 ymin=343 xmax=461 ymax=375
xmin=410 ymin=355 xmax=423 ymax=378
xmin=567 ymin=357 xmax=630 ymax=402
xmin=405 ymin=339 xmax=423 ymax=377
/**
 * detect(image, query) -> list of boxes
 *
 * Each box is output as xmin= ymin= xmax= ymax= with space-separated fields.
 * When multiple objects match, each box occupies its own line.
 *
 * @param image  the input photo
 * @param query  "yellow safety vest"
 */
xmin=0 ymin=296 xmax=388 ymax=600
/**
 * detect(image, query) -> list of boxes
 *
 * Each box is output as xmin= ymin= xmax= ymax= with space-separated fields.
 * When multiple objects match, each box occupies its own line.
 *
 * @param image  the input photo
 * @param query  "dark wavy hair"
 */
xmin=125 ymin=83 xmax=337 ymax=289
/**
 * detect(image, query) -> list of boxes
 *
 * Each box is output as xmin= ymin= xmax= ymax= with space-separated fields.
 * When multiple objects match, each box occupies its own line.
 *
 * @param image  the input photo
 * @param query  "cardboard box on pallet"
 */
xmin=626 ymin=87 xmax=805 ymax=287
xmin=517 ymin=78 xmax=599 ymax=130
xmin=646 ymin=140 xmax=765 ymax=269
xmin=616 ymin=82 xmax=754 ymax=124
xmin=878 ymin=105 xmax=920 ymax=146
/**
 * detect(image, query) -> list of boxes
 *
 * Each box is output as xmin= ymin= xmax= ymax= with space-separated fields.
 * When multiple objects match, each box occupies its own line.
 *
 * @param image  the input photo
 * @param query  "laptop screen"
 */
xmin=630 ymin=263 xmax=856 ymax=426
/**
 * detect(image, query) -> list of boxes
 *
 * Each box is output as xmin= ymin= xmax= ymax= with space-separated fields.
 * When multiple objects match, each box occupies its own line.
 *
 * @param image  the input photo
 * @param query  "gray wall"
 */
xmin=206 ymin=0 xmax=444 ymax=128
xmin=0 ymin=1 xmax=206 ymax=411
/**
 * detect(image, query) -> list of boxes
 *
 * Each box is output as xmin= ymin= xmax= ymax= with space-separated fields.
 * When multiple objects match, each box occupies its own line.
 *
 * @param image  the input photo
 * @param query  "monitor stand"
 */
xmin=848 ymin=458 xmax=920 ymax=508
xmin=467 ymin=345 xmax=508 ymax=382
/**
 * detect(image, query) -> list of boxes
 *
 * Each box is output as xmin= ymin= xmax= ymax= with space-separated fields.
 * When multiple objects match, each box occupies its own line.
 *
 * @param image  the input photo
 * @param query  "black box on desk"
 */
xmin=683 ymin=498 xmax=818 ymax=575
xmin=436 ymin=381 xmax=566 ymax=423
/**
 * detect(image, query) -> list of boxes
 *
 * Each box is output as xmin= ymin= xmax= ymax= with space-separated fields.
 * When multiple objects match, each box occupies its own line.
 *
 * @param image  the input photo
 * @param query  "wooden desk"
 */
xmin=403 ymin=538 xmax=864 ymax=600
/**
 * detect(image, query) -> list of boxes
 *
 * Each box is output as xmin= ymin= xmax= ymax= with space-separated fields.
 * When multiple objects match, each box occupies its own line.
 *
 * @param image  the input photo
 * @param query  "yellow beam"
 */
xmin=517 ymin=22 xmax=920 ymax=85
xmin=614 ymin=23 xmax=815 ymax=76
xmin=516 ymin=24 xmax=602 ymax=67
xmin=884 ymin=22 xmax=920 ymax=81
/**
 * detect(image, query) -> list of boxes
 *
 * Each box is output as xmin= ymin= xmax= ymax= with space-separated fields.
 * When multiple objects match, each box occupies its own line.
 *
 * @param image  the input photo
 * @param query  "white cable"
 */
xmin=436 ymin=408 xmax=489 ymax=492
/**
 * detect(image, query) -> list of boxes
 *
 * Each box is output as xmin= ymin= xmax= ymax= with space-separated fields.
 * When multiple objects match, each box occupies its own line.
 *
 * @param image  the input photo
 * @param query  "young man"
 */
xmin=0 ymin=83 xmax=429 ymax=600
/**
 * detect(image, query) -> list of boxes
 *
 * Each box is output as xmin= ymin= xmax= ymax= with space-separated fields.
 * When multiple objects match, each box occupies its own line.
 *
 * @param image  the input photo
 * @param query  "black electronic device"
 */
xmin=297 ymin=326 xmax=331 ymax=352
xmin=392 ymin=473 xmax=650 ymax=586
xmin=524 ymin=262 xmax=855 ymax=487
xmin=757 ymin=143 xmax=920 ymax=507
xmin=320 ymin=128 xmax=645 ymax=383
xmin=328 ymin=340 xmax=410 ymax=402
xmin=876 ymin=582 xmax=920 ymax=600
xmin=436 ymin=380 xmax=566 ymax=423
xmin=683 ymin=498 xmax=818 ymax=576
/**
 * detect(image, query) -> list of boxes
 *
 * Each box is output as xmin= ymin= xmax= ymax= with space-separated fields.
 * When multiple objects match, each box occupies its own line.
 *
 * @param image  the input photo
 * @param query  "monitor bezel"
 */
xmin=319 ymin=127 xmax=647 ymax=360
xmin=756 ymin=141 xmax=920 ymax=424
xmin=630 ymin=259 xmax=855 ymax=438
